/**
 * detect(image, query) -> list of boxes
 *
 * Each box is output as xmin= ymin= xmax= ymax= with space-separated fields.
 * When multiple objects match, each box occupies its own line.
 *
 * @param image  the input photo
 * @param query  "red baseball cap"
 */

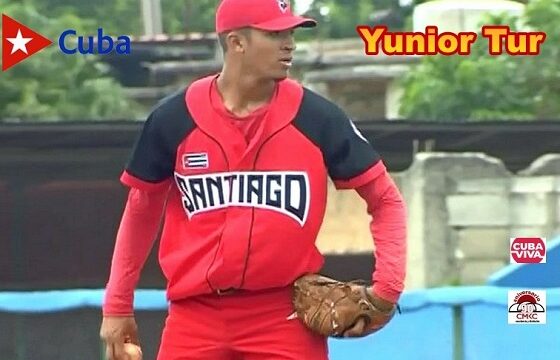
xmin=216 ymin=0 xmax=317 ymax=33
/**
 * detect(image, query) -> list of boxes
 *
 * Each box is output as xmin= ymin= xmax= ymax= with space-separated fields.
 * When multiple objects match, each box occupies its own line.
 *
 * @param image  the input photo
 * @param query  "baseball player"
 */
xmin=100 ymin=0 xmax=407 ymax=359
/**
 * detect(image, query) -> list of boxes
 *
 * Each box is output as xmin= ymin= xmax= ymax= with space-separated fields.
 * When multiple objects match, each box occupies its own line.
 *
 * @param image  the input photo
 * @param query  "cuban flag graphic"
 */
xmin=183 ymin=152 xmax=209 ymax=169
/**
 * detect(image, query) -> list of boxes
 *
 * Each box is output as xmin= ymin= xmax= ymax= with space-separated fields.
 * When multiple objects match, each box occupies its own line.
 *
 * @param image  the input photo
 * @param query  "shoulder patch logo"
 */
xmin=349 ymin=119 xmax=369 ymax=144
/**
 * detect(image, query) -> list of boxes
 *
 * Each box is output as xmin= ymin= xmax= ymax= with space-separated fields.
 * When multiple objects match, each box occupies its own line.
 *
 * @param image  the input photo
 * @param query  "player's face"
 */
xmin=243 ymin=28 xmax=296 ymax=81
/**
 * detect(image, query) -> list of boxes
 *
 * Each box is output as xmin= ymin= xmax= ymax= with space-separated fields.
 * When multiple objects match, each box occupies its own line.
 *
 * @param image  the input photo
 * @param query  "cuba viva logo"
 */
xmin=2 ymin=14 xmax=131 ymax=71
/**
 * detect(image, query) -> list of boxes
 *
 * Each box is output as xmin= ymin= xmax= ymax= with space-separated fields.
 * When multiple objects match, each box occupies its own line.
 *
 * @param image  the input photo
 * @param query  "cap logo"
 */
xmin=277 ymin=0 xmax=289 ymax=13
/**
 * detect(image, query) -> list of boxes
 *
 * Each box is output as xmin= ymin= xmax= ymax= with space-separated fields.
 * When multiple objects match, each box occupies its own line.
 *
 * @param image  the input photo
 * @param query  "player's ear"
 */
xmin=228 ymin=28 xmax=251 ymax=53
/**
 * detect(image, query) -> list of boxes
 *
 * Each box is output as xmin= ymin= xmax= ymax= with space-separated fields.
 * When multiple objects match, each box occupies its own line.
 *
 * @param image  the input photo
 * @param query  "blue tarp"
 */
xmin=328 ymin=305 xmax=454 ymax=360
xmin=1 ymin=287 xmax=558 ymax=360
xmin=0 ymin=289 xmax=166 ymax=313
xmin=2 ymin=286 xmax=558 ymax=313
xmin=462 ymin=302 xmax=558 ymax=360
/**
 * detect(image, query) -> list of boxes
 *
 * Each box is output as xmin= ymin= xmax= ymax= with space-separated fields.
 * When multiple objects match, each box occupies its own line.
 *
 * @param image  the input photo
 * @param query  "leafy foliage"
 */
xmin=302 ymin=0 xmax=376 ymax=39
xmin=399 ymin=0 xmax=560 ymax=121
xmin=0 ymin=1 xmax=141 ymax=121
xmin=20 ymin=0 xmax=142 ymax=35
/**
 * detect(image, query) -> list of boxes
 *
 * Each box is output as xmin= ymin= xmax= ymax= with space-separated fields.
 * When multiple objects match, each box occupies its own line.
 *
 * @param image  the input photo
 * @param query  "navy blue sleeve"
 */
xmin=124 ymin=88 xmax=195 ymax=186
xmin=293 ymin=89 xmax=381 ymax=182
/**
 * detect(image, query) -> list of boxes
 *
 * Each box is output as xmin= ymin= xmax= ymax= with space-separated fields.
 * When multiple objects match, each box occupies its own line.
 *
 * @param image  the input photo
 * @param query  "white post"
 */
xmin=141 ymin=0 xmax=163 ymax=36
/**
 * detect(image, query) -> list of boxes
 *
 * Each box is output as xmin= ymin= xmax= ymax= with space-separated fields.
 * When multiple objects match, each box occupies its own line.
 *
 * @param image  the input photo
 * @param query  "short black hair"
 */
xmin=218 ymin=28 xmax=252 ymax=53
xmin=218 ymin=33 xmax=228 ymax=51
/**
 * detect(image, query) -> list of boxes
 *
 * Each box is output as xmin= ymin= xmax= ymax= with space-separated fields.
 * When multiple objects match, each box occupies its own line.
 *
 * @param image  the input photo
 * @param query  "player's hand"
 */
xmin=343 ymin=288 xmax=396 ymax=338
xmin=100 ymin=316 xmax=140 ymax=360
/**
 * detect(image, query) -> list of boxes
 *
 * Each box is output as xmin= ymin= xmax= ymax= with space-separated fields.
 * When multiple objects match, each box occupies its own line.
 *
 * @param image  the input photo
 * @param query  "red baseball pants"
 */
xmin=156 ymin=286 xmax=328 ymax=360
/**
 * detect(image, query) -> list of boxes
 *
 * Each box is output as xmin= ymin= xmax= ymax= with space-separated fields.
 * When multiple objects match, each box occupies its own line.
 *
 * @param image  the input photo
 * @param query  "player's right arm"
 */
xmin=100 ymin=95 xmax=188 ymax=359
xmin=100 ymin=186 xmax=168 ymax=360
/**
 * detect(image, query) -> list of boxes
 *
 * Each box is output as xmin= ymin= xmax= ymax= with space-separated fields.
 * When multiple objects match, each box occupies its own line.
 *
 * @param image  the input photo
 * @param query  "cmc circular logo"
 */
xmin=510 ymin=237 xmax=546 ymax=263
xmin=509 ymin=291 xmax=545 ymax=313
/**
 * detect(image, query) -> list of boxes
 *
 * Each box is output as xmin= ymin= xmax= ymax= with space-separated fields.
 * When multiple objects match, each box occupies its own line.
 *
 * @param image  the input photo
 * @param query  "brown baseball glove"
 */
xmin=292 ymin=274 xmax=398 ymax=338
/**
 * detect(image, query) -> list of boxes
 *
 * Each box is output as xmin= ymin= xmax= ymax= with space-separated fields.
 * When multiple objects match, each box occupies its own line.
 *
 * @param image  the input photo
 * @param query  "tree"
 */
xmin=302 ymin=0 xmax=376 ymax=39
xmin=398 ymin=0 xmax=560 ymax=121
xmin=0 ymin=1 xmax=141 ymax=121
xmin=174 ymin=0 xmax=221 ymax=34
xmin=518 ymin=0 xmax=560 ymax=118
xmin=23 ymin=0 xmax=142 ymax=35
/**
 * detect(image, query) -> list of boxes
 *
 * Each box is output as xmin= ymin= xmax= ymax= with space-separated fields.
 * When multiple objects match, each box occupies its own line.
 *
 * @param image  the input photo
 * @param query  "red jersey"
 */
xmin=120 ymin=75 xmax=384 ymax=301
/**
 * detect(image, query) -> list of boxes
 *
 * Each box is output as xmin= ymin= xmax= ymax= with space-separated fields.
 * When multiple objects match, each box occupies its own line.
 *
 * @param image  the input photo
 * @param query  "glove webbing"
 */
xmin=303 ymin=279 xmax=370 ymax=336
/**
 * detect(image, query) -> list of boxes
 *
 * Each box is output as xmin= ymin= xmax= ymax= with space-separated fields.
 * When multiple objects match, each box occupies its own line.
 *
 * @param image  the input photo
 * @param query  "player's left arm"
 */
xmin=340 ymin=172 xmax=406 ymax=337
xmin=319 ymin=101 xmax=407 ymax=307
xmin=356 ymin=171 xmax=407 ymax=305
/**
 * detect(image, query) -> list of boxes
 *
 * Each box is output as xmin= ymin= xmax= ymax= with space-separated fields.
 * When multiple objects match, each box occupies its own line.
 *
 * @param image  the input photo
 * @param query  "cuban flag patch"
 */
xmin=183 ymin=152 xmax=209 ymax=169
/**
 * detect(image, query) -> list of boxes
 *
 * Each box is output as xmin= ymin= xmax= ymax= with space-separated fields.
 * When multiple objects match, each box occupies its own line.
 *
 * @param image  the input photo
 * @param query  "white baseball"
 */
xmin=123 ymin=343 xmax=143 ymax=360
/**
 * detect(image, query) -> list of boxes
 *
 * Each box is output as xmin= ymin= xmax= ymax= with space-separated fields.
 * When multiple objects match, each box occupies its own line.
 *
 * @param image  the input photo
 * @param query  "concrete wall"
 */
xmin=315 ymin=153 xmax=560 ymax=289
